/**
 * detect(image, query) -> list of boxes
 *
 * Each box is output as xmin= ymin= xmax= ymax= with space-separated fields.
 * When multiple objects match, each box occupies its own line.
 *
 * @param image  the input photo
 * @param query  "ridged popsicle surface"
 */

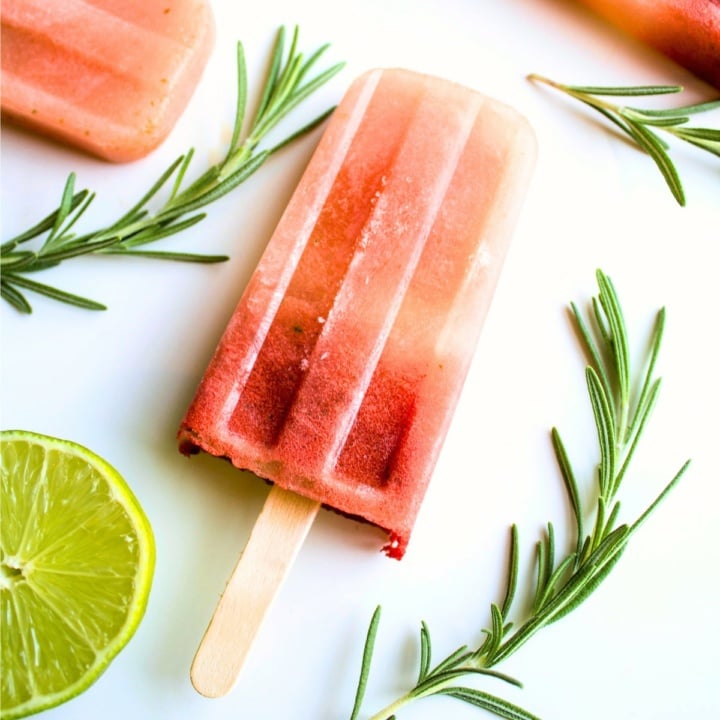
xmin=179 ymin=68 xmax=536 ymax=558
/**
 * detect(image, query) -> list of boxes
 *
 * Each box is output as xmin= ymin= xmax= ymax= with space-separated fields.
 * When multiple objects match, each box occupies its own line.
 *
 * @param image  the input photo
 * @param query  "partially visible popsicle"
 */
xmin=1 ymin=0 xmax=215 ymax=161
xmin=575 ymin=0 xmax=720 ymax=89
xmin=179 ymin=67 xmax=536 ymax=696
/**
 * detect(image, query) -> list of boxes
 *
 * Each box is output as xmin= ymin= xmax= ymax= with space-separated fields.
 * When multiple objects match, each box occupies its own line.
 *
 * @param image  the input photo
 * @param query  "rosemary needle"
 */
xmin=528 ymin=74 xmax=720 ymax=206
xmin=0 ymin=26 xmax=344 ymax=313
xmin=349 ymin=269 xmax=690 ymax=720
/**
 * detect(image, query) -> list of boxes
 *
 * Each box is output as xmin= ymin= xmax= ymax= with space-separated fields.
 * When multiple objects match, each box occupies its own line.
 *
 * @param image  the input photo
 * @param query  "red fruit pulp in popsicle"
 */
xmin=179 ymin=68 xmax=537 ymax=558
xmin=1 ymin=0 xmax=215 ymax=161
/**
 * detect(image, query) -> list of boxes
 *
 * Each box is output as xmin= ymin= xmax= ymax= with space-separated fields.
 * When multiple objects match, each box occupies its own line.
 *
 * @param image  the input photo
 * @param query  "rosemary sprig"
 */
xmin=349 ymin=269 xmax=690 ymax=720
xmin=0 ymin=26 xmax=344 ymax=313
xmin=528 ymin=75 xmax=720 ymax=206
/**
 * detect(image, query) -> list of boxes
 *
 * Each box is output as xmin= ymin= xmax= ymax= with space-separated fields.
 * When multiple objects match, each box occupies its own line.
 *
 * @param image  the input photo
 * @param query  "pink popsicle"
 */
xmin=1 ymin=0 xmax=214 ymax=161
xmin=179 ymin=68 xmax=536 ymax=696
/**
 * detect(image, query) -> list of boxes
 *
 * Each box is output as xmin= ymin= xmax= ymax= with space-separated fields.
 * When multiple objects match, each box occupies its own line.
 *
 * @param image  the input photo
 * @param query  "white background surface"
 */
xmin=2 ymin=1 xmax=719 ymax=718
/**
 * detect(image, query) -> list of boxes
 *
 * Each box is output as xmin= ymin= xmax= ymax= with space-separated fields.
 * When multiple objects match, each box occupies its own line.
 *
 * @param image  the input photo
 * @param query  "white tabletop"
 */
xmin=2 ymin=1 xmax=718 ymax=719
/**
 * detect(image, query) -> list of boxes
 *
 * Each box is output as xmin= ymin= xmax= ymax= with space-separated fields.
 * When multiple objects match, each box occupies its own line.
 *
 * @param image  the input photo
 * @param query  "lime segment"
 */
xmin=1 ymin=430 xmax=155 ymax=719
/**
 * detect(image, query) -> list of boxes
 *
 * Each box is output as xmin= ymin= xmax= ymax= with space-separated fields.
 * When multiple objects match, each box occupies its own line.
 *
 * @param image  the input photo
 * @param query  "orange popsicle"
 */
xmin=178 ymin=68 xmax=536 ymax=696
xmin=575 ymin=0 xmax=720 ymax=89
xmin=1 ymin=0 xmax=215 ymax=161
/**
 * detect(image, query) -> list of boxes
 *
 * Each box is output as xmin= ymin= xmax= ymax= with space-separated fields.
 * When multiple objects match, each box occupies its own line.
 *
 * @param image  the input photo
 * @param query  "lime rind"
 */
xmin=0 ymin=430 xmax=155 ymax=719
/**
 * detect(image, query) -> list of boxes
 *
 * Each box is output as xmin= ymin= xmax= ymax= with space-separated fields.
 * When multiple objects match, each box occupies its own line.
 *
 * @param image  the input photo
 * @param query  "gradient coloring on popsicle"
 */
xmin=1 ymin=0 xmax=215 ymax=161
xmin=179 ymin=68 xmax=536 ymax=558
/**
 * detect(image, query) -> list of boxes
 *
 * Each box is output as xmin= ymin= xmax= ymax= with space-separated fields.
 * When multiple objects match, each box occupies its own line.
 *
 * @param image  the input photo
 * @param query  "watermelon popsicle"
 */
xmin=179 ymin=68 xmax=536 ymax=696
xmin=1 ymin=0 xmax=214 ymax=161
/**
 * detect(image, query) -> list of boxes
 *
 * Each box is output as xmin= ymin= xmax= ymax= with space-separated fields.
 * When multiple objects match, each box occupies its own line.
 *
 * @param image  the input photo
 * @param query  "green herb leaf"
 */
xmin=349 ymin=606 xmax=382 ymax=720
xmin=3 ymin=273 xmax=106 ymax=311
xmin=499 ymin=524 xmax=519 ymax=618
xmin=417 ymin=622 xmax=432 ymax=683
xmin=440 ymin=687 xmax=542 ymax=720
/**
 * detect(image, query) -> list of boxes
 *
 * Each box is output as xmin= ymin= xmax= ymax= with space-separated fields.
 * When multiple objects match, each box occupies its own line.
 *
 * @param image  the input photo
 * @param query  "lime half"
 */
xmin=0 ymin=430 xmax=155 ymax=719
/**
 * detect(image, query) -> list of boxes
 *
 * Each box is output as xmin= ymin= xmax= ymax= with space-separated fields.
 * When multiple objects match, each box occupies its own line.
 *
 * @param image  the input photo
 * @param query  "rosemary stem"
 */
xmin=527 ymin=75 xmax=631 ymax=117
xmin=350 ymin=270 xmax=689 ymax=720
xmin=528 ymin=73 xmax=720 ymax=205
xmin=217 ymin=145 xmax=253 ymax=182
xmin=366 ymin=672 xmax=489 ymax=720
xmin=367 ymin=695 xmax=414 ymax=720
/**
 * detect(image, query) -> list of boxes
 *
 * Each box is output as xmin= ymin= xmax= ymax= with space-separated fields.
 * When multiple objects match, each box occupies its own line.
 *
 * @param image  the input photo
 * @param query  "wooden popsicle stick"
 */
xmin=190 ymin=484 xmax=321 ymax=697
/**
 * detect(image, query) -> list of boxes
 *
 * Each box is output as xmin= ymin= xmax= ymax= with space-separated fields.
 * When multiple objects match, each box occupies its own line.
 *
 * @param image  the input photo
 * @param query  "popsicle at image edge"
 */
xmin=575 ymin=0 xmax=720 ymax=89
xmin=0 ymin=0 xmax=215 ymax=161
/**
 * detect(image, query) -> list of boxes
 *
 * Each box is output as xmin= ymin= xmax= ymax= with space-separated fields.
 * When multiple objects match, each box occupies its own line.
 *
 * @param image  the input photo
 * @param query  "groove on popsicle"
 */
xmin=337 ymin=94 xmax=532 ymax=503
xmin=275 ymin=86 xmax=482 ymax=482
xmin=214 ymin=70 xmax=383 ymax=435
xmin=225 ymin=70 xmax=422 ymax=449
